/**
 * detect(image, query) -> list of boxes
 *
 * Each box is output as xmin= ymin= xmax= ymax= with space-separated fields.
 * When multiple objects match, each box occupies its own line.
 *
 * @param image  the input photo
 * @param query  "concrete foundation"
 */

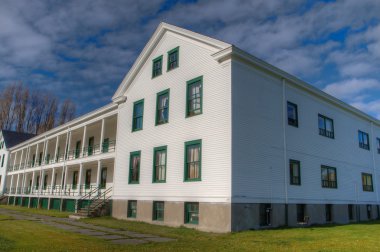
xmin=111 ymin=200 xmax=380 ymax=232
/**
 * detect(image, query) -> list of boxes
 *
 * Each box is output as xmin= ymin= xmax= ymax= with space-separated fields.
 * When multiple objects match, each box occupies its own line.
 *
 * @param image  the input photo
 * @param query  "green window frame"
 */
xmin=75 ymin=141 xmax=81 ymax=159
xmin=184 ymin=139 xmax=202 ymax=182
xmin=167 ymin=46 xmax=179 ymax=71
xmin=153 ymin=146 xmax=167 ymax=183
xmin=127 ymin=200 xmax=137 ymax=218
xmin=132 ymin=99 xmax=144 ymax=132
xmin=72 ymin=171 xmax=78 ymax=190
xmin=156 ymin=89 xmax=170 ymax=125
xmin=152 ymin=55 xmax=163 ymax=78
xmin=287 ymin=101 xmax=298 ymax=127
xmin=358 ymin=130 xmax=370 ymax=150
xmin=43 ymin=174 xmax=48 ymax=189
xmin=318 ymin=114 xmax=334 ymax=139
xmin=362 ymin=173 xmax=373 ymax=192
xmin=321 ymin=165 xmax=337 ymax=189
xmin=152 ymin=201 xmax=164 ymax=221
xmin=129 ymin=151 xmax=141 ymax=184
xmin=184 ymin=202 xmax=199 ymax=225
xmin=1 ymin=154 xmax=5 ymax=167
xmin=289 ymin=159 xmax=301 ymax=185
xmin=100 ymin=167 xmax=107 ymax=189
xmin=186 ymin=76 xmax=203 ymax=117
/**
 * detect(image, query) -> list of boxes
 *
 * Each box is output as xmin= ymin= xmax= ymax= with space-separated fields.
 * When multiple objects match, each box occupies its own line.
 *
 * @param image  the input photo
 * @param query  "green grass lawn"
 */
xmin=1 ymin=205 xmax=380 ymax=251
xmin=0 ymin=205 xmax=70 ymax=218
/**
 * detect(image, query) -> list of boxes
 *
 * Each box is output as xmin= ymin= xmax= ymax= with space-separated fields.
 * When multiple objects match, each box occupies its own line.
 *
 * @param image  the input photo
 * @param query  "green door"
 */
xmin=8 ymin=197 xmax=14 ymax=205
xmin=100 ymin=167 xmax=107 ymax=189
xmin=72 ymin=171 xmax=78 ymax=190
xmin=41 ymin=198 xmax=48 ymax=209
xmin=64 ymin=199 xmax=75 ymax=212
xmin=75 ymin=141 xmax=81 ymax=158
xmin=22 ymin=198 xmax=29 ymax=207
xmin=51 ymin=199 xmax=61 ymax=210
xmin=88 ymin=137 xmax=94 ymax=156
xmin=102 ymin=138 xmax=109 ymax=153
xmin=31 ymin=198 xmax=38 ymax=208
xmin=85 ymin=169 xmax=91 ymax=189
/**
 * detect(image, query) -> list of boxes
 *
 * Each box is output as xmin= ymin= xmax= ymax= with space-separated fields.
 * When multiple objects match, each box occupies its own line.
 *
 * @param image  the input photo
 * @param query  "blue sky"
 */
xmin=1 ymin=0 xmax=380 ymax=118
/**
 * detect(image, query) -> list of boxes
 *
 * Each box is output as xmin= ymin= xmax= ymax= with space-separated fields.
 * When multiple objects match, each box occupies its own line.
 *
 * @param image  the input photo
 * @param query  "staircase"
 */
xmin=71 ymin=187 xmax=112 ymax=219
xmin=0 ymin=194 xmax=8 ymax=205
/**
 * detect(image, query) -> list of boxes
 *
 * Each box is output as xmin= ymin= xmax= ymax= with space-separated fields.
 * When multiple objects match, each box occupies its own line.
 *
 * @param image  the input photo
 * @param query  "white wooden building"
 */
xmin=3 ymin=23 xmax=380 ymax=232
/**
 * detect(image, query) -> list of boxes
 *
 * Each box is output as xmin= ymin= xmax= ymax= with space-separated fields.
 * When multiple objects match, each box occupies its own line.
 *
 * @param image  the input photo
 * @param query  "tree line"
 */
xmin=0 ymin=82 xmax=76 ymax=135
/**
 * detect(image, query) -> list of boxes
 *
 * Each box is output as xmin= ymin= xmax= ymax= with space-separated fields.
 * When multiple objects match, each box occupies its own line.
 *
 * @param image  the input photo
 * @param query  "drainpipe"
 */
xmin=282 ymin=78 xmax=289 ymax=226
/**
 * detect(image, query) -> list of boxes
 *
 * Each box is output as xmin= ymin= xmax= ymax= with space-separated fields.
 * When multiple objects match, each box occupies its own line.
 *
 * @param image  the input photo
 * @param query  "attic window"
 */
xmin=152 ymin=55 xmax=162 ymax=78
xmin=167 ymin=47 xmax=179 ymax=71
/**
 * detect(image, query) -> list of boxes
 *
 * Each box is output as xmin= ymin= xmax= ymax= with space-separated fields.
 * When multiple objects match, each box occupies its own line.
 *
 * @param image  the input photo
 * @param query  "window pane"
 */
xmin=318 ymin=116 xmax=324 ymax=129
xmin=326 ymin=119 xmax=333 ymax=132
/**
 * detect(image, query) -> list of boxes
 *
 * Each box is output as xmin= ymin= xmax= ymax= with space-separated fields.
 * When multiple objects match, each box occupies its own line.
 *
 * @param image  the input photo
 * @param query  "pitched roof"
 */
xmin=1 ymin=130 xmax=35 ymax=148
xmin=112 ymin=22 xmax=231 ymax=103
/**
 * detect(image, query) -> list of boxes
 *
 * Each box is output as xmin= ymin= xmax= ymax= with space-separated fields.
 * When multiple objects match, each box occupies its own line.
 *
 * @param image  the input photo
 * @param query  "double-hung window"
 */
xmin=167 ymin=47 xmax=179 ymax=71
xmin=358 ymin=130 xmax=370 ymax=150
xmin=129 ymin=151 xmax=141 ymax=184
xmin=377 ymin=138 xmax=380 ymax=154
xmin=152 ymin=55 xmax=162 ymax=78
xmin=184 ymin=202 xmax=199 ymax=224
xmin=362 ymin=173 xmax=373 ymax=192
xmin=156 ymin=90 xmax=170 ymax=125
xmin=132 ymin=99 xmax=144 ymax=131
xmin=184 ymin=140 xmax=202 ymax=181
xmin=287 ymin=102 xmax=298 ymax=127
xmin=153 ymin=146 xmax=167 ymax=183
xmin=153 ymin=201 xmax=164 ymax=221
xmin=289 ymin=160 xmax=301 ymax=185
xmin=127 ymin=200 xmax=137 ymax=218
xmin=318 ymin=114 xmax=334 ymax=138
xmin=186 ymin=76 xmax=203 ymax=117
xmin=321 ymin=166 xmax=337 ymax=189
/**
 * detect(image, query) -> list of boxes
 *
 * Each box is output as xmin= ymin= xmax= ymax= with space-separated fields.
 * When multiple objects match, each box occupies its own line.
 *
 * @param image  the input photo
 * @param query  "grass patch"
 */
xmin=2 ymin=205 xmax=380 ymax=251
xmin=0 ymin=205 xmax=70 ymax=218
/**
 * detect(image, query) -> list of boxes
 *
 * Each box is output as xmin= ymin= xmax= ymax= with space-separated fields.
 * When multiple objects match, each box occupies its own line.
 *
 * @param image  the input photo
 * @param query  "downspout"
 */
xmin=370 ymin=122 xmax=380 ymax=219
xmin=282 ymin=78 xmax=289 ymax=226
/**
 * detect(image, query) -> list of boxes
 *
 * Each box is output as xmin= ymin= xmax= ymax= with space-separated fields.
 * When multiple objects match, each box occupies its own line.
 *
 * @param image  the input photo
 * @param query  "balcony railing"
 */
xmin=5 ymin=184 xmax=109 ymax=197
xmin=7 ymin=140 xmax=116 ymax=172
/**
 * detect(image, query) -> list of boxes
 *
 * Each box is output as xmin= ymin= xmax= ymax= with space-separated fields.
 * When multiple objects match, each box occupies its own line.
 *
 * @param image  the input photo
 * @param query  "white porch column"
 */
xmin=43 ymin=138 xmax=48 ymax=165
xmin=21 ymin=172 xmax=26 ymax=194
xmin=66 ymin=130 xmax=72 ymax=160
xmin=9 ymin=175 xmax=14 ymax=193
xmin=50 ymin=167 xmax=55 ymax=194
xmin=39 ymin=170 xmax=45 ymax=194
xmin=82 ymin=125 xmax=87 ymax=157
xmin=19 ymin=149 xmax=24 ymax=169
xmin=100 ymin=118 xmax=105 ymax=152
xmin=63 ymin=166 xmax=68 ymax=194
xmin=54 ymin=136 xmax=59 ymax=162
xmin=13 ymin=152 xmax=17 ymax=170
xmin=15 ymin=173 xmax=20 ymax=194
xmin=34 ymin=144 xmax=39 ymax=167
xmin=78 ymin=163 xmax=83 ymax=195
xmin=31 ymin=171 xmax=35 ymax=194
xmin=24 ymin=145 xmax=30 ymax=169
xmin=96 ymin=160 xmax=102 ymax=188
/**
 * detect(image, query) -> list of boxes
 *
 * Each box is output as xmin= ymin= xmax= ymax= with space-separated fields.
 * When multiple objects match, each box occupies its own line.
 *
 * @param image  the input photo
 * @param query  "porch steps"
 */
xmin=72 ymin=187 xmax=112 ymax=218
xmin=0 ymin=195 xmax=8 ymax=204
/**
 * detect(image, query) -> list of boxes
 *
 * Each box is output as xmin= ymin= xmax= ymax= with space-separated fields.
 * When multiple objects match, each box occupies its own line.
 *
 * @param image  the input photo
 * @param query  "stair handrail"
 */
xmin=75 ymin=185 xmax=100 ymax=212
xmin=86 ymin=187 xmax=113 ymax=216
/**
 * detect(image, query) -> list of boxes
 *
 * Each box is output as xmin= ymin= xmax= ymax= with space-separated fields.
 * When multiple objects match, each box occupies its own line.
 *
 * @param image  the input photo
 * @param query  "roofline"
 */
xmin=112 ymin=22 xmax=231 ymax=102
xmin=9 ymin=102 xmax=118 ymax=150
xmin=212 ymin=45 xmax=380 ymax=126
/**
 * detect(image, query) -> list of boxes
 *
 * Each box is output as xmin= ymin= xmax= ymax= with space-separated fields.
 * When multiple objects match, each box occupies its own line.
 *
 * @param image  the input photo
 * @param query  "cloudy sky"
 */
xmin=1 ymin=0 xmax=380 ymax=118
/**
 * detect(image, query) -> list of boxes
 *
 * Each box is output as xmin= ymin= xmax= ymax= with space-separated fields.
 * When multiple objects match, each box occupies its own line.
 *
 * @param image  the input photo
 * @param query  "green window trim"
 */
xmin=289 ymin=159 xmax=301 ymax=186
xmin=362 ymin=173 xmax=374 ymax=192
xmin=318 ymin=114 xmax=334 ymax=139
xmin=167 ymin=46 xmax=179 ymax=71
xmin=152 ymin=55 xmax=163 ymax=78
xmin=358 ymin=130 xmax=370 ymax=150
xmin=152 ymin=201 xmax=165 ymax=221
xmin=155 ymin=89 xmax=170 ymax=126
xmin=321 ymin=165 xmax=337 ymax=189
xmin=152 ymin=146 xmax=167 ymax=183
xmin=127 ymin=200 xmax=137 ymax=218
xmin=184 ymin=202 xmax=199 ymax=225
xmin=132 ymin=99 xmax=144 ymax=132
xmin=129 ymin=151 xmax=141 ymax=184
xmin=186 ymin=76 xmax=203 ymax=117
xmin=184 ymin=139 xmax=202 ymax=182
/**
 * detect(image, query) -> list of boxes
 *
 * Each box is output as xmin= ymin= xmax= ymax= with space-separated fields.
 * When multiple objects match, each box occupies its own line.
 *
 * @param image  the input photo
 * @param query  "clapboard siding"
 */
xmin=113 ymin=31 xmax=232 ymax=202
xmin=232 ymin=59 xmax=380 ymax=204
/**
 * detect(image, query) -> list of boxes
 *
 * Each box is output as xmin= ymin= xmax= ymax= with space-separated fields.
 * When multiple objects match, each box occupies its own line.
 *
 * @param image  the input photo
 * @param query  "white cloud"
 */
xmin=323 ymin=78 xmax=380 ymax=100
